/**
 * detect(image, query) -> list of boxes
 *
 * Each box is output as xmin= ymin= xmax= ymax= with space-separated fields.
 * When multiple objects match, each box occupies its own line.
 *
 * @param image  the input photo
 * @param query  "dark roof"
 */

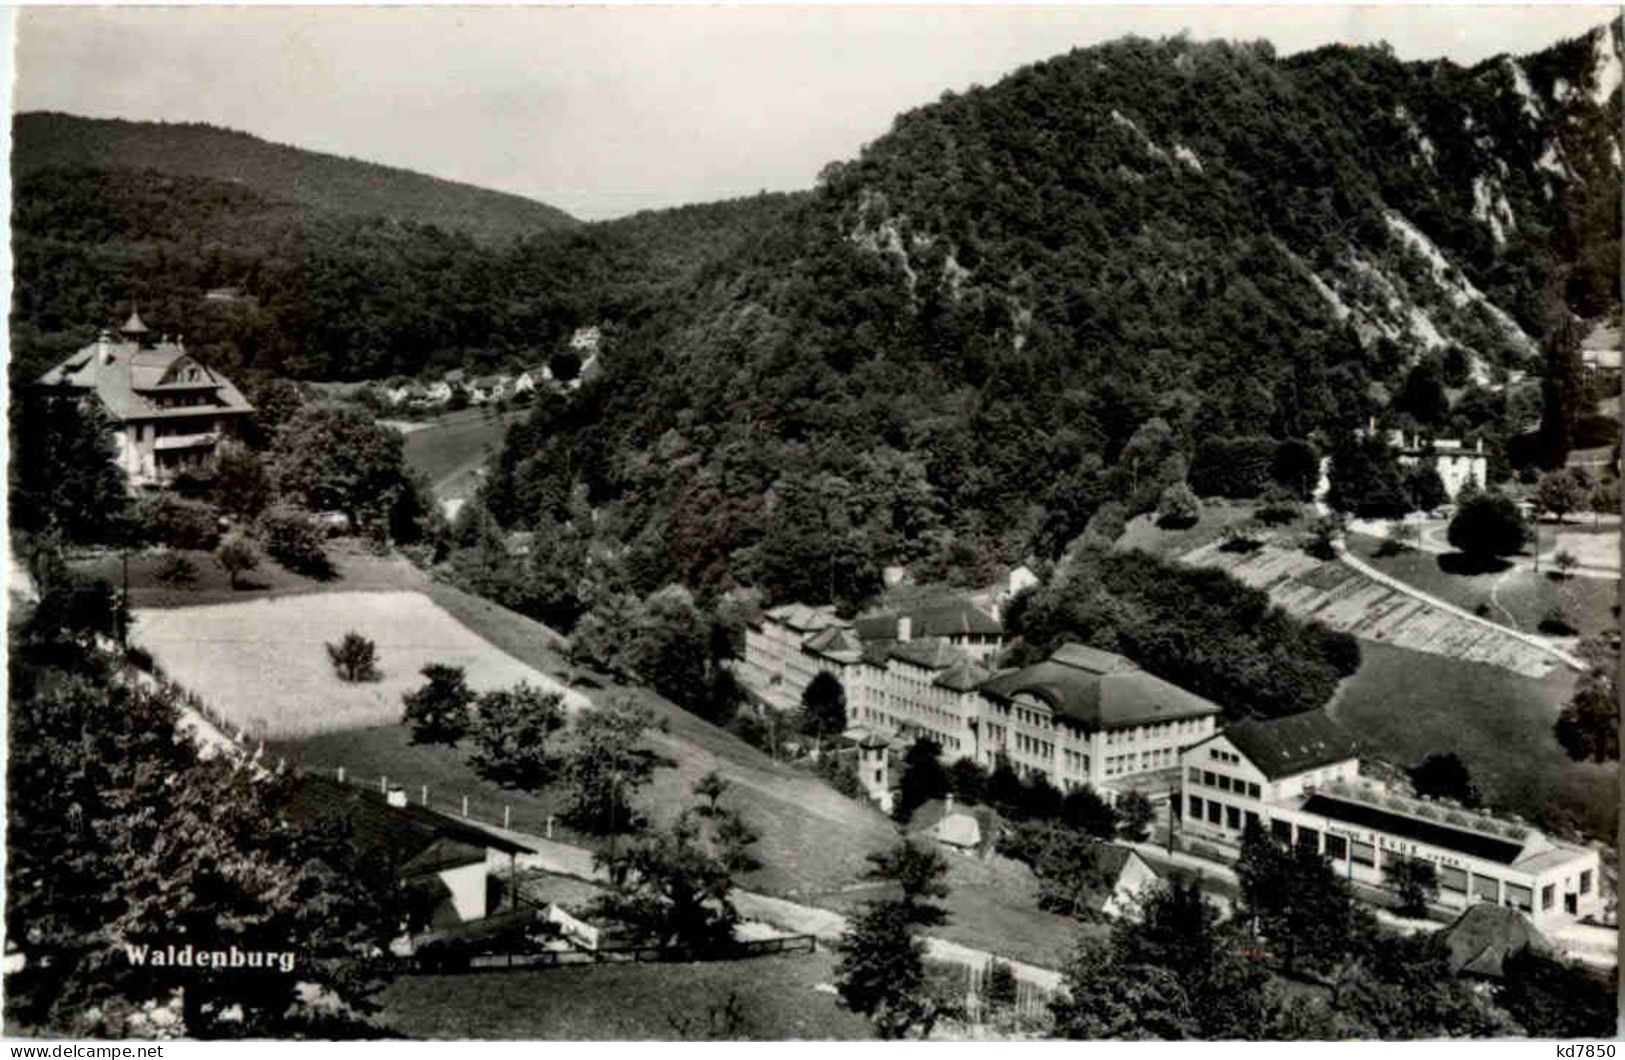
xmin=1437 ymin=904 xmax=1553 ymax=978
xmin=1301 ymin=794 xmax=1524 ymax=864
xmin=281 ymin=774 xmax=529 ymax=874
xmin=1223 ymin=711 xmax=1357 ymax=780
xmin=935 ymin=658 xmax=992 ymax=692
xmin=886 ymin=637 xmax=966 ymax=671
xmin=37 ymin=337 xmax=253 ymax=422
xmin=978 ymin=644 xmax=1221 ymax=732
xmin=855 ymin=598 xmax=1002 ymax=642
xmin=805 ymin=625 xmax=864 ymax=659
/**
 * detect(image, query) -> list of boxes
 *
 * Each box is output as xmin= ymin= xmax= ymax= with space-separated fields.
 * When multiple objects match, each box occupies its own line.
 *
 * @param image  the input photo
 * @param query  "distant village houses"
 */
xmin=34 ymin=311 xmax=254 ymax=488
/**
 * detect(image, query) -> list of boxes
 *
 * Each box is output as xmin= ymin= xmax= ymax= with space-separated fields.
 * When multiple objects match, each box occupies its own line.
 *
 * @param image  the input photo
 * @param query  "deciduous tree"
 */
xmin=401 ymin=663 xmax=475 ymax=746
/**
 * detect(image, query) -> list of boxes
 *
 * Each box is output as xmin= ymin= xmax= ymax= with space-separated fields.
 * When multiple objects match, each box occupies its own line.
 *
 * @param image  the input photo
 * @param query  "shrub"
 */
xmin=154 ymin=552 xmax=199 ymax=586
xmin=259 ymin=506 xmax=334 ymax=579
xmin=1319 ymin=629 xmax=1362 ymax=677
xmin=213 ymin=534 xmax=260 ymax=589
xmin=1156 ymin=482 xmax=1200 ymax=529
xmin=1255 ymin=485 xmax=1301 ymax=526
xmin=140 ymin=494 xmax=221 ymax=551
xmin=326 ymin=631 xmax=380 ymax=682
xmin=1537 ymin=609 xmax=1577 ymax=637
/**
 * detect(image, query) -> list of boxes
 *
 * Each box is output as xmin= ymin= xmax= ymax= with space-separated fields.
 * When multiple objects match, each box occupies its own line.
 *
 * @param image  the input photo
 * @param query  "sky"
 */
xmin=12 ymin=4 xmax=1619 ymax=221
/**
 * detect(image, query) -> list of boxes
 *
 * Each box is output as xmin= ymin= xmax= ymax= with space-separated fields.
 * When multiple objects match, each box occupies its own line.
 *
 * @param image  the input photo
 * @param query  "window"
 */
xmin=1325 ymin=835 xmax=1347 ymax=860
xmin=1296 ymin=826 xmax=1319 ymax=853
xmin=1217 ymin=775 xmax=1232 ymax=792
xmin=1350 ymin=840 xmax=1375 ymax=867
xmin=1189 ymin=795 xmax=1204 ymax=819
xmin=1207 ymin=801 xmax=1221 ymax=825
xmin=1271 ymin=819 xmax=1294 ymax=844
xmin=1245 ymin=811 xmax=1261 ymax=832
xmin=1225 ymin=805 xmax=1241 ymax=830
xmin=1439 ymin=865 xmax=1466 ymax=893
xmin=1187 ymin=767 xmax=1201 ymax=783
xmin=1471 ymin=874 xmax=1497 ymax=901
xmin=1203 ymin=771 xmax=1216 ymax=787
xmin=1580 ymin=870 xmax=1593 ymax=894
xmin=1506 ymin=884 xmax=1533 ymax=913
xmin=1246 ymin=783 xmax=1261 ymax=799
xmin=1541 ymin=884 xmax=1555 ymax=911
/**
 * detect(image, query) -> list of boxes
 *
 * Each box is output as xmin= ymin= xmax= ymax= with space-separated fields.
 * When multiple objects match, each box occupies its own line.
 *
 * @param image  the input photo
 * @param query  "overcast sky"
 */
xmin=13 ymin=5 xmax=1618 ymax=220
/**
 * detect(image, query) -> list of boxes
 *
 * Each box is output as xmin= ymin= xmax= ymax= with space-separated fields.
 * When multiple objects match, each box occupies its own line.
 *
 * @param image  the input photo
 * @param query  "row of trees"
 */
xmin=401 ymin=665 xmax=666 ymax=836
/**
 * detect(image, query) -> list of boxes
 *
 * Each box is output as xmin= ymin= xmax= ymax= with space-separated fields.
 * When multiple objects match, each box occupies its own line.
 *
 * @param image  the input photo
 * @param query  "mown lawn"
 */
xmin=399 ymin=408 xmax=527 ymax=497
xmin=1330 ymin=640 xmax=1616 ymax=841
xmin=1346 ymin=534 xmax=1616 ymax=639
xmin=378 ymin=951 xmax=872 ymax=1039
xmin=1117 ymin=499 xmax=1294 ymax=561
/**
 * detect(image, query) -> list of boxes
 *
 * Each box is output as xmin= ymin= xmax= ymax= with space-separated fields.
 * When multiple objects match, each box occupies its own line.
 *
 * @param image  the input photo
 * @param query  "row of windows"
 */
xmin=1016 ymin=732 xmax=1054 ymax=759
xmin=1207 ymin=748 xmax=1241 ymax=765
xmin=1187 ymin=768 xmax=1261 ymax=800
xmin=1104 ymin=717 xmax=1206 ymax=747
xmin=1105 ymin=747 xmax=1176 ymax=777
xmin=1188 ymin=795 xmax=1260 ymax=834
xmin=1240 ymin=815 xmax=1596 ymax=914
xmin=1062 ymin=748 xmax=1091 ymax=776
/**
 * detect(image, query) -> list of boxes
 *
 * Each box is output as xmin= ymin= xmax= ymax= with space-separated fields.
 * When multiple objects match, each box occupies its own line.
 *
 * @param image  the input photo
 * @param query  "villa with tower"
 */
xmin=34 ymin=311 xmax=255 ymax=489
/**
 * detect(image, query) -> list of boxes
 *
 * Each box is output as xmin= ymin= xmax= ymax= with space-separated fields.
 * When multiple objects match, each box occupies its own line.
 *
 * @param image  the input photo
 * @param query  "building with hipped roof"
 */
xmin=737 ymin=593 xmax=1218 ymax=801
xmin=34 ymin=311 xmax=254 ymax=488
xmin=1179 ymin=711 xmax=1602 ymax=930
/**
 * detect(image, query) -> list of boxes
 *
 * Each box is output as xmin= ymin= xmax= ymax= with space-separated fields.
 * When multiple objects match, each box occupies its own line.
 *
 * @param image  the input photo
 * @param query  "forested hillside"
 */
xmin=9 ymin=155 xmax=798 ymax=384
xmin=478 ymin=22 xmax=1622 ymax=601
xmin=14 ymin=113 xmax=578 ymax=243
xmin=13 ymin=23 xmax=1622 ymax=604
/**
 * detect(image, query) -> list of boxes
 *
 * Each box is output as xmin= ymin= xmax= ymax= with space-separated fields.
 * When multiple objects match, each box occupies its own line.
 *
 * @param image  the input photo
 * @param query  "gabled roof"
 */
xmin=978 ymin=644 xmax=1220 ymax=732
xmin=36 ymin=336 xmax=253 ymax=422
xmin=886 ymin=637 xmax=966 ymax=672
xmin=765 ymin=602 xmax=847 ymax=633
xmin=855 ymin=598 xmax=1002 ymax=642
xmin=280 ymin=774 xmax=529 ymax=874
xmin=935 ymin=658 xmax=992 ymax=692
xmin=122 ymin=310 xmax=149 ymax=335
xmin=1223 ymin=711 xmax=1357 ymax=780
xmin=805 ymin=625 xmax=864 ymax=660
xmin=1437 ymin=904 xmax=1553 ymax=978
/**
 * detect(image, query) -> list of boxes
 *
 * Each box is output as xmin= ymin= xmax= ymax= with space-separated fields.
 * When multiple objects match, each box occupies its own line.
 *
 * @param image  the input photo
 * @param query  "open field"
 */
xmin=132 ymin=591 xmax=587 ymax=738
xmin=1116 ymin=500 xmax=1279 ymax=560
xmin=809 ymin=852 xmax=1097 ymax=971
xmin=1331 ymin=640 xmax=1617 ymax=841
xmin=1185 ymin=539 xmax=1566 ymax=678
xmin=399 ymin=408 xmax=527 ymax=499
xmin=1347 ymin=534 xmax=1618 ymax=640
xmin=379 ymin=951 xmax=873 ymax=1039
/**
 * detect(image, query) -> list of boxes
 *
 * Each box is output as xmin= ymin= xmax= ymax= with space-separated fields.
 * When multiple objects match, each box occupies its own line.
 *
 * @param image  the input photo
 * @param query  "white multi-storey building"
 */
xmin=1179 ymin=711 xmax=1603 ymax=930
xmin=977 ymin=644 xmax=1221 ymax=800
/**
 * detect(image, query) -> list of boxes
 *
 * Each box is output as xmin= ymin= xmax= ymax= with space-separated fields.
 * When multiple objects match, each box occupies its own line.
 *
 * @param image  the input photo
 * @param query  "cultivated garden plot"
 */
xmin=1183 ymin=541 xmax=1563 ymax=679
xmin=132 ymin=590 xmax=590 ymax=738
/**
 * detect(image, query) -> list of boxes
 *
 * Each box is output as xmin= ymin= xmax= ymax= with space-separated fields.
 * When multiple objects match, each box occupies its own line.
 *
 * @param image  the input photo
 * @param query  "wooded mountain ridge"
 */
xmin=14 ymin=112 xmax=579 ymax=243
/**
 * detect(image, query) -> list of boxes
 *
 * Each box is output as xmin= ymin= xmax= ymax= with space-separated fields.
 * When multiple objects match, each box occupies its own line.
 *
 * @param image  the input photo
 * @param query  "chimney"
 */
xmin=897 ymin=615 xmax=912 ymax=643
xmin=97 ymin=331 xmax=113 ymax=366
xmin=945 ymin=793 xmax=954 ymax=815
xmin=386 ymin=787 xmax=408 ymax=809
